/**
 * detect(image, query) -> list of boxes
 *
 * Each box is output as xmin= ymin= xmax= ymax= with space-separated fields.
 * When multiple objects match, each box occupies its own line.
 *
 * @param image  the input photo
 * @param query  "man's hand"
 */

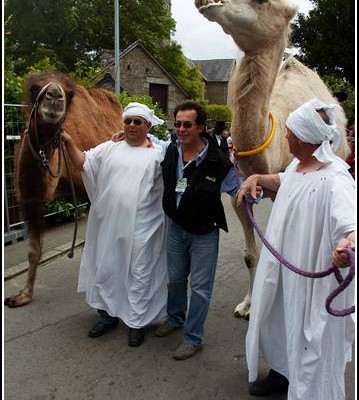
xmin=332 ymin=236 xmax=355 ymax=268
xmin=236 ymin=175 xmax=262 ymax=206
xmin=112 ymin=131 xmax=125 ymax=142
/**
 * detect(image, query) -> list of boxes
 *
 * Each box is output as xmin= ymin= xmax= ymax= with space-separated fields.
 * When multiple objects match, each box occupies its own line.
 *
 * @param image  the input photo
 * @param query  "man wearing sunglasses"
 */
xmin=61 ymin=102 xmax=169 ymax=347
xmin=148 ymin=100 xmax=240 ymax=360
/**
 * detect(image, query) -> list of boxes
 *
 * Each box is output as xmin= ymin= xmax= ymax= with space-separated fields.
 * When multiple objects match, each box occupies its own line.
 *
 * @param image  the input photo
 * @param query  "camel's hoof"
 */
xmin=4 ymin=295 xmax=31 ymax=308
xmin=234 ymin=310 xmax=250 ymax=320
xmin=234 ymin=302 xmax=251 ymax=319
xmin=4 ymin=297 xmax=17 ymax=307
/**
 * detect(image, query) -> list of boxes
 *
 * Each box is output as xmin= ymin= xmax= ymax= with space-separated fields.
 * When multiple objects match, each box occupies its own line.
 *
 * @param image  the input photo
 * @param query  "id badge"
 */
xmin=175 ymin=177 xmax=187 ymax=193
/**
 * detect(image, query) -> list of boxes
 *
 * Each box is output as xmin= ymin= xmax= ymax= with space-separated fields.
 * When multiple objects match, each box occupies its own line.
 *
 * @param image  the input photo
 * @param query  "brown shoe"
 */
xmin=155 ymin=322 xmax=180 ymax=337
xmin=172 ymin=342 xmax=202 ymax=360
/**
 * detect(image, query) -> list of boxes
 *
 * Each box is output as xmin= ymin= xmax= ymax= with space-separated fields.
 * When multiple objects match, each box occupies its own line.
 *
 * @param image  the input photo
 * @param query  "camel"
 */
xmin=195 ymin=0 xmax=350 ymax=318
xmin=5 ymin=71 xmax=124 ymax=307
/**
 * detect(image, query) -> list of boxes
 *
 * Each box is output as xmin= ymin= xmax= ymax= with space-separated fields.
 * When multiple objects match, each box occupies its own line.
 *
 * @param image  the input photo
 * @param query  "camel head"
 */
xmin=195 ymin=0 xmax=298 ymax=53
xmin=24 ymin=71 xmax=76 ymax=126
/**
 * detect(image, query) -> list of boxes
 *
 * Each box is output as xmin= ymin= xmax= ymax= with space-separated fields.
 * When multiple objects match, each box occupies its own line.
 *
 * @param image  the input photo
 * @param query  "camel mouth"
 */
xmin=199 ymin=0 xmax=226 ymax=12
xmin=41 ymin=111 xmax=65 ymax=124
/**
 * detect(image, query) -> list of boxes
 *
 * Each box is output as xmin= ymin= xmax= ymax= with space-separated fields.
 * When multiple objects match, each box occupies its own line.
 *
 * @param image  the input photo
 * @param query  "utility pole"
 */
xmin=114 ymin=0 xmax=120 ymax=95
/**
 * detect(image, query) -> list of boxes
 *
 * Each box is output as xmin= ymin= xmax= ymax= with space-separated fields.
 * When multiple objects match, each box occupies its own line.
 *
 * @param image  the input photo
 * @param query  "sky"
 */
xmin=171 ymin=0 xmax=314 ymax=60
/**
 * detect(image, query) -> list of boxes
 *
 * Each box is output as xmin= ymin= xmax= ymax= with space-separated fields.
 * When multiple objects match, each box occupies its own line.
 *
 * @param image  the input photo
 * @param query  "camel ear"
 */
xmin=30 ymin=83 xmax=41 ymax=103
xmin=66 ymin=89 xmax=74 ymax=103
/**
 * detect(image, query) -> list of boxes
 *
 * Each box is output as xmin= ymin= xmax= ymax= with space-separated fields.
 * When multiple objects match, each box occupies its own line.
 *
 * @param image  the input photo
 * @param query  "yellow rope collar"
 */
xmin=237 ymin=112 xmax=276 ymax=157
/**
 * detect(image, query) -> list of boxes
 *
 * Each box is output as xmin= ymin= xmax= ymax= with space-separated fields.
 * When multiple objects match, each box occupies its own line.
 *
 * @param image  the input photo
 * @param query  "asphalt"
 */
xmin=4 ymin=215 xmax=88 ymax=280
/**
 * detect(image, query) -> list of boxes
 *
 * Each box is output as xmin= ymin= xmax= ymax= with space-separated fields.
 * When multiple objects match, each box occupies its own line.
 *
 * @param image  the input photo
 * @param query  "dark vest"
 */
xmin=161 ymin=138 xmax=232 ymax=234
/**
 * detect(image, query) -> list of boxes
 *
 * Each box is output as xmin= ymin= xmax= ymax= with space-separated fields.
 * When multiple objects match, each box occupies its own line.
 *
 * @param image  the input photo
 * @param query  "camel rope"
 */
xmin=244 ymin=199 xmax=355 ymax=317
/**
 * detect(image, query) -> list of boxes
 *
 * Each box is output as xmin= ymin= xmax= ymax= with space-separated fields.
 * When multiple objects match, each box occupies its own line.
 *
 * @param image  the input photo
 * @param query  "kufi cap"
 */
xmin=286 ymin=98 xmax=342 ymax=163
xmin=123 ymin=102 xmax=164 ymax=127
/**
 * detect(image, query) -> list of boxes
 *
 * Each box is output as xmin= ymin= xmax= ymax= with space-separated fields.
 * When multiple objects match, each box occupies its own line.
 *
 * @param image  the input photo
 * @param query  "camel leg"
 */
xmin=231 ymin=197 xmax=258 ymax=319
xmin=5 ymin=203 xmax=44 ymax=307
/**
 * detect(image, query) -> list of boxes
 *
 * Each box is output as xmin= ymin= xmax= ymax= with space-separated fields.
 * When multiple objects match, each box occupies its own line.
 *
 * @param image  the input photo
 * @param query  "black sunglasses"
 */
xmin=174 ymin=121 xmax=196 ymax=129
xmin=124 ymin=118 xmax=146 ymax=126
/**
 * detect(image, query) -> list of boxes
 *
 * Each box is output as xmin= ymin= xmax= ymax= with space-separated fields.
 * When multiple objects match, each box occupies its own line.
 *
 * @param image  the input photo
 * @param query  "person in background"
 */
xmin=209 ymin=120 xmax=230 ymax=157
xmin=61 ymin=102 xmax=169 ymax=347
xmin=236 ymin=98 xmax=355 ymax=399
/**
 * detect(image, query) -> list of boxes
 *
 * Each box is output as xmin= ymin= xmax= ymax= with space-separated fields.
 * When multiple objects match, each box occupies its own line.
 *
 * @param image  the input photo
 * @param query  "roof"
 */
xmin=98 ymin=40 xmax=189 ymax=97
xmin=190 ymin=59 xmax=237 ymax=82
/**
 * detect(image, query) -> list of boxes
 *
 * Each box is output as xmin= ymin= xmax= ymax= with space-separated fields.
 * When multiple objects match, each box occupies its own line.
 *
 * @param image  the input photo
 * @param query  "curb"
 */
xmin=4 ymin=240 xmax=85 ymax=281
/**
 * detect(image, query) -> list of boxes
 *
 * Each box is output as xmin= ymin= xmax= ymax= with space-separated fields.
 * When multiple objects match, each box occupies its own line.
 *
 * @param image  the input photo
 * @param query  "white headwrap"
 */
xmin=286 ymin=98 xmax=342 ymax=163
xmin=123 ymin=102 xmax=164 ymax=127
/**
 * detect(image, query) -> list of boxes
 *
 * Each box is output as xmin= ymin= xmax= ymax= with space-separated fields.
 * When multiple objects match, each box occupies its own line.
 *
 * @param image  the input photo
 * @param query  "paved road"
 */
xmin=4 ymin=197 xmax=356 ymax=400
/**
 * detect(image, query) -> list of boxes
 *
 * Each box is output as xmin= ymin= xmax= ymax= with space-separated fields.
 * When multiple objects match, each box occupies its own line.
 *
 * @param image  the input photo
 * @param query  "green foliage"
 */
xmin=44 ymin=198 xmax=88 ymax=224
xmin=291 ymin=0 xmax=355 ymax=85
xmin=120 ymin=0 xmax=175 ymax=54
xmin=117 ymin=92 xmax=169 ymax=140
xmin=322 ymin=75 xmax=355 ymax=125
xmin=4 ymin=64 xmax=24 ymax=104
xmin=4 ymin=0 xmax=175 ymax=73
xmin=206 ymin=104 xmax=232 ymax=130
xmin=69 ymin=61 xmax=102 ymax=89
xmin=157 ymin=42 xmax=205 ymax=100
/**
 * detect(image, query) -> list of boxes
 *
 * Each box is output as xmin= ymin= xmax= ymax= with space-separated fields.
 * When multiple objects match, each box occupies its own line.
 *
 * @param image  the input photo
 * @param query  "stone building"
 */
xmin=190 ymin=59 xmax=237 ymax=106
xmin=96 ymin=40 xmax=189 ymax=128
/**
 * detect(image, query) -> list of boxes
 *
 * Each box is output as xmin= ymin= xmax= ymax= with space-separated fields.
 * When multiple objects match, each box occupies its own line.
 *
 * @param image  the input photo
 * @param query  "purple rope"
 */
xmin=245 ymin=200 xmax=355 ymax=317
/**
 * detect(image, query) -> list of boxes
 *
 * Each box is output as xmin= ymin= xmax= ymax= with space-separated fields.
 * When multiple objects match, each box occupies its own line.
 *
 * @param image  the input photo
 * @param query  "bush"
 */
xmin=206 ymin=104 xmax=232 ymax=130
xmin=44 ymin=198 xmax=88 ymax=225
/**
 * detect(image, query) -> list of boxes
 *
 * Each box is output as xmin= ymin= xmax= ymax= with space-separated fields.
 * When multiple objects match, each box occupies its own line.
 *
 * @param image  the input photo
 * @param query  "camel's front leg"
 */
xmin=5 ymin=203 xmax=44 ymax=307
xmin=231 ymin=198 xmax=258 ymax=319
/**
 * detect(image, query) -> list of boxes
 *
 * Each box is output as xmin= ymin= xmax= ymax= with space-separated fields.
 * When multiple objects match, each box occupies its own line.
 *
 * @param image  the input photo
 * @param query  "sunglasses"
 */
xmin=174 ymin=121 xmax=196 ymax=129
xmin=124 ymin=118 xmax=146 ymax=126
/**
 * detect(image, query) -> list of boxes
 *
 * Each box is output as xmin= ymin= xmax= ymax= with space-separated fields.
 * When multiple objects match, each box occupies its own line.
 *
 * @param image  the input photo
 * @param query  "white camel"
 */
xmin=195 ymin=0 xmax=350 ymax=318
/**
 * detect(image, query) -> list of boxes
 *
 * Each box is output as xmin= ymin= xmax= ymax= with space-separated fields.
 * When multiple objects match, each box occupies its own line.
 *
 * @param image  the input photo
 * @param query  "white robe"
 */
xmin=246 ymin=158 xmax=355 ymax=400
xmin=78 ymin=140 xmax=169 ymax=328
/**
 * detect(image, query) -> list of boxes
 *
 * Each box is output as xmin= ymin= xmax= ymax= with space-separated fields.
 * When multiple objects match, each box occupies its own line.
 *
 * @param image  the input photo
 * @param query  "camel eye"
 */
xmin=255 ymin=0 xmax=268 ymax=4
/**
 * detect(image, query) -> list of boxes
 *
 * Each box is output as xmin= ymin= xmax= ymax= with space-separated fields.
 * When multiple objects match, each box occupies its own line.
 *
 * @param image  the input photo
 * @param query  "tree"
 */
xmin=291 ymin=0 xmax=355 ymax=85
xmin=4 ymin=0 xmax=204 ymax=99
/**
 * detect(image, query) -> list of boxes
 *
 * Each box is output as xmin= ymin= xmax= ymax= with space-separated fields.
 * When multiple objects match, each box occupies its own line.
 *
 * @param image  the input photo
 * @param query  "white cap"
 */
xmin=286 ymin=98 xmax=342 ymax=163
xmin=123 ymin=102 xmax=164 ymax=127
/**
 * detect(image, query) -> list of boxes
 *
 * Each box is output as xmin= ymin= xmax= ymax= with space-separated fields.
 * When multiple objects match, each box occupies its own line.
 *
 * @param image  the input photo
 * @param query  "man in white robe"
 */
xmin=236 ymin=98 xmax=355 ymax=400
xmin=62 ymin=102 xmax=168 ymax=347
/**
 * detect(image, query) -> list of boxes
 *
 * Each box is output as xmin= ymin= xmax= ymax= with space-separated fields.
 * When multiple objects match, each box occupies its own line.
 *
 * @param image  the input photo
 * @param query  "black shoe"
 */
xmin=128 ymin=328 xmax=145 ymax=347
xmin=88 ymin=319 xmax=119 ymax=338
xmin=249 ymin=369 xmax=288 ymax=397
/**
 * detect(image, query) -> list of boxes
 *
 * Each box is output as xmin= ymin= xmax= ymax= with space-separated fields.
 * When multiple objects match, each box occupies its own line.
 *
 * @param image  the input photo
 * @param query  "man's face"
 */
xmin=285 ymin=127 xmax=299 ymax=155
xmin=124 ymin=115 xmax=150 ymax=145
xmin=174 ymin=110 xmax=204 ymax=147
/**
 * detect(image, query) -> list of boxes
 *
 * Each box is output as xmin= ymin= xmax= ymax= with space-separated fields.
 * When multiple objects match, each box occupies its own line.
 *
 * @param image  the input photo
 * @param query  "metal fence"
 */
xmin=4 ymin=104 xmax=28 ymax=244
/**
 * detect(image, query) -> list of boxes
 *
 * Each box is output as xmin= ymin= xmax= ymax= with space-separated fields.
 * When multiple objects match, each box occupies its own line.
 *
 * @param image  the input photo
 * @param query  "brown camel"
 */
xmin=195 ymin=0 xmax=350 ymax=318
xmin=5 ymin=71 xmax=124 ymax=307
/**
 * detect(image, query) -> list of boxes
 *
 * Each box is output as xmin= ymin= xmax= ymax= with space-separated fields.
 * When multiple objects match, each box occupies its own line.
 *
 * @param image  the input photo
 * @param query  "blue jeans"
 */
xmin=166 ymin=222 xmax=219 ymax=346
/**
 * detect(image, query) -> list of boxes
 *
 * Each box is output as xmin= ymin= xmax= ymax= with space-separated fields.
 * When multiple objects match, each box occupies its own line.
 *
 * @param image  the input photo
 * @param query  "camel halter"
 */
xmin=25 ymin=81 xmax=67 ymax=177
xmin=237 ymin=112 xmax=276 ymax=157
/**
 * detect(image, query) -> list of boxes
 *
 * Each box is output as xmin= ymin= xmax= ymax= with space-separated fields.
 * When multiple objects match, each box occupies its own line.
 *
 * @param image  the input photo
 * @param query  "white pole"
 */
xmin=114 ymin=0 xmax=120 ymax=95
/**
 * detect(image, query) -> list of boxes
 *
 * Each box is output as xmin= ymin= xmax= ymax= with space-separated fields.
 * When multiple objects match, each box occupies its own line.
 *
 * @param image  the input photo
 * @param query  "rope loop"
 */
xmin=245 ymin=200 xmax=355 ymax=316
